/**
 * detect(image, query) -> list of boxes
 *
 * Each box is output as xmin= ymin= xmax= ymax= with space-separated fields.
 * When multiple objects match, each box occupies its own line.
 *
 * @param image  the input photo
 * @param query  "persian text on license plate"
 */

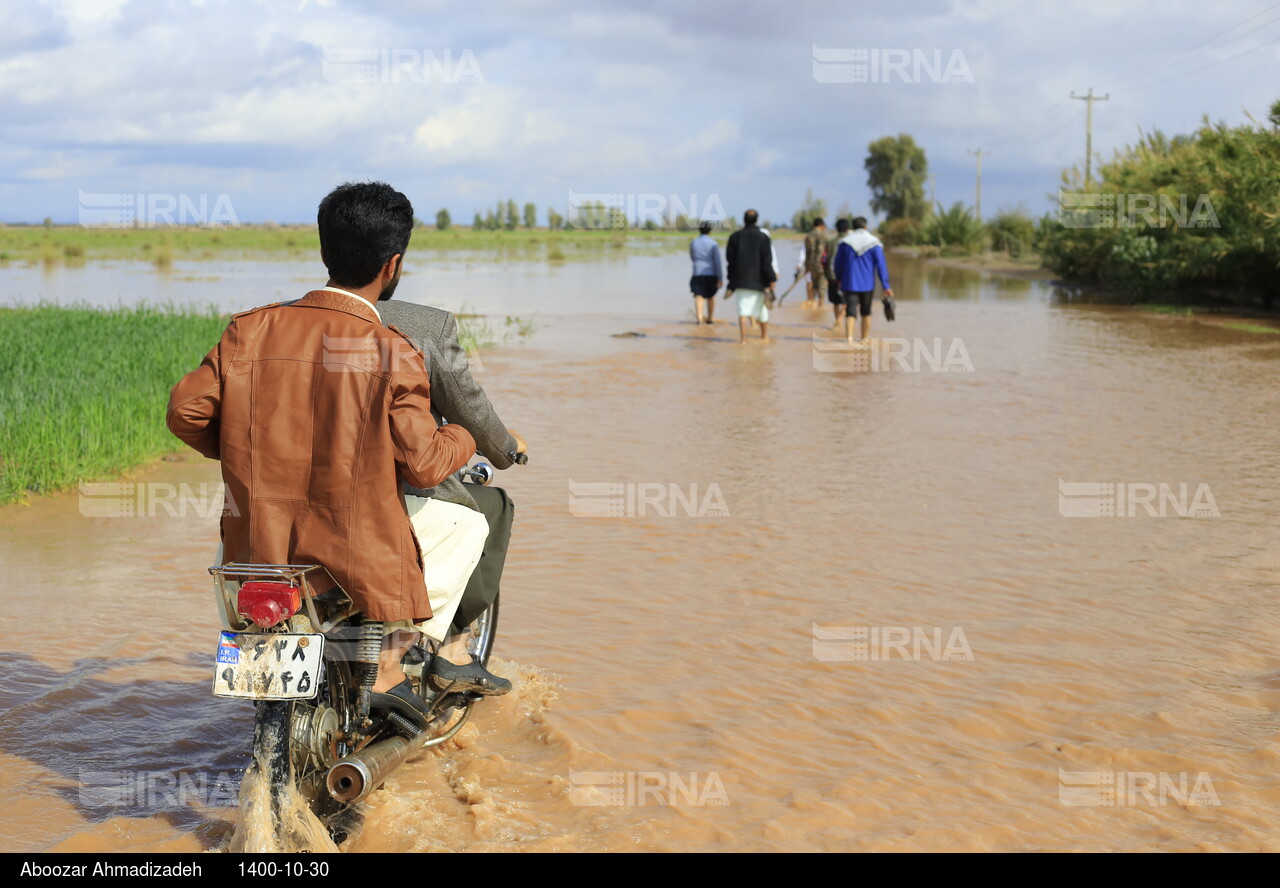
xmin=212 ymin=632 xmax=325 ymax=700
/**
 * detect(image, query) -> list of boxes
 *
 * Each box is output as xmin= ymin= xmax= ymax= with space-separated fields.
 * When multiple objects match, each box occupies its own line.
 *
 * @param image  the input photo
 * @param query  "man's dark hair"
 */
xmin=317 ymin=182 xmax=414 ymax=288
xmin=743 ymin=209 xmax=759 ymax=226
xmin=811 ymin=217 xmax=826 ymax=229
xmin=836 ymin=218 xmax=851 ymax=234
xmin=852 ymin=216 xmax=868 ymax=230
xmin=699 ymin=221 xmax=712 ymax=235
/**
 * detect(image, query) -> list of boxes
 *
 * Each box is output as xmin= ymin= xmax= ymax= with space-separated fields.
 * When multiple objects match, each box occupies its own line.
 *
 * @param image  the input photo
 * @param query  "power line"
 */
xmin=1111 ymin=2 xmax=1280 ymax=84
xmin=1114 ymin=30 xmax=1280 ymax=94
xmin=1174 ymin=0 xmax=1280 ymax=51
xmin=985 ymin=7 xmax=1279 ymax=156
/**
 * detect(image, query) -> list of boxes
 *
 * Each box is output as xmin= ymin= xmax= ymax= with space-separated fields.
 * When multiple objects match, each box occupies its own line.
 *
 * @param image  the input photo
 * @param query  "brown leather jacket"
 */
xmin=167 ymin=289 xmax=476 ymax=621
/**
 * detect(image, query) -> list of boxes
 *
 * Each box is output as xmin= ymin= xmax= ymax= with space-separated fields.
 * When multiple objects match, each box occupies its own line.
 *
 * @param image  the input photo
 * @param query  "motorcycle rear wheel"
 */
xmin=245 ymin=699 xmax=302 ymax=848
xmin=245 ymin=594 xmax=502 ymax=845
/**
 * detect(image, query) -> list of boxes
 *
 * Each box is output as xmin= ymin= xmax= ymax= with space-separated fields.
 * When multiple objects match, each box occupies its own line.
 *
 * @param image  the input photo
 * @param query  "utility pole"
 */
xmin=927 ymin=173 xmax=937 ymax=210
xmin=1070 ymin=87 xmax=1110 ymax=188
xmin=967 ymin=149 xmax=990 ymax=220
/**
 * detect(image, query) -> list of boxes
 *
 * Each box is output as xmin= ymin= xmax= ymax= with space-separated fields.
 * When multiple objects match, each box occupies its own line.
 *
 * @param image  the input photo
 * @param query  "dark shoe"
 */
xmin=428 ymin=658 xmax=512 ymax=697
xmin=370 ymin=678 xmax=433 ymax=727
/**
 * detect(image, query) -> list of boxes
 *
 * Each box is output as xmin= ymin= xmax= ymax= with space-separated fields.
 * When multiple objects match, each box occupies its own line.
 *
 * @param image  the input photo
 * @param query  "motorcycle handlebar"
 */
xmin=462 ymin=463 xmax=494 ymax=485
xmin=461 ymin=452 xmax=527 ymax=486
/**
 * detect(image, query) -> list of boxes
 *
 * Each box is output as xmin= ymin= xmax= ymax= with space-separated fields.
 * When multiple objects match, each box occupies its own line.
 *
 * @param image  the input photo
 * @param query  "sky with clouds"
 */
xmin=3 ymin=0 xmax=1279 ymax=225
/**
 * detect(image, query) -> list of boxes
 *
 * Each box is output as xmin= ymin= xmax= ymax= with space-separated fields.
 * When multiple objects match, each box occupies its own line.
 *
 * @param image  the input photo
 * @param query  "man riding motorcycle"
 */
xmin=167 ymin=181 xmax=504 ymax=725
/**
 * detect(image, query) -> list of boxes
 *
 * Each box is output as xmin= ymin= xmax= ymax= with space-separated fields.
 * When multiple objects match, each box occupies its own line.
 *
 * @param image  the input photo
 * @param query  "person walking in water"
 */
xmin=826 ymin=217 xmax=849 ymax=330
xmin=688 ymin=221 xmax=723 ymax=325
xmin=803 ymin=217 xmax=828 ymax=308
xmin=725 ymin=209 xmax=777 ymax=344
xmin=791 ymin=241 xmax=809 ymax=307
xmin=832 ymin=216 xmax=894 ymax=345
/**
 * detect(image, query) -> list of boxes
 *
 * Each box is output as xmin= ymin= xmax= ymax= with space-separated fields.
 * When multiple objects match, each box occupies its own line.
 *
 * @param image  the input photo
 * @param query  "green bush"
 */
xmin=1101 ymin=231 xmax=1174 ymax=295
xmin=986 ymin=209 xmax=1037 ymax=257
xmin=879 ymin=217 xmax=923 ymax=246
xmin=920 ymin=202 xmax=986 ymax=255
xmin=1040 ymin=110 xmax=1280 ymax=304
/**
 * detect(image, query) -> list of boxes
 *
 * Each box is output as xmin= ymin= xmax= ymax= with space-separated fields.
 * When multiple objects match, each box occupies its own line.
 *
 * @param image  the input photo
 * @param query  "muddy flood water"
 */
xmin=1 ymin=248 xmax=1278 ymax=852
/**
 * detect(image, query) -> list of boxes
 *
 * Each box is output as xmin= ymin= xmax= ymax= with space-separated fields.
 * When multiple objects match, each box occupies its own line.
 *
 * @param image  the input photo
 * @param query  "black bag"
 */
xmin=882 ymin=294 xmax=896 ymax=322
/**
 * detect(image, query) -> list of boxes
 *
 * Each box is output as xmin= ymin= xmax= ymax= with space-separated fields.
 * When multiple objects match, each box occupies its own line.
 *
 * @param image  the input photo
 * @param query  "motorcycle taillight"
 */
xmin=236 ymin=581 xmax=302 ymax=628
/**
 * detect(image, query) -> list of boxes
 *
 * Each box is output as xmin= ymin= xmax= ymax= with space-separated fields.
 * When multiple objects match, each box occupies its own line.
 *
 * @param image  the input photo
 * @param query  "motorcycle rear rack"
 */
xmin=209 ymin=562 xmax=354 ymax=634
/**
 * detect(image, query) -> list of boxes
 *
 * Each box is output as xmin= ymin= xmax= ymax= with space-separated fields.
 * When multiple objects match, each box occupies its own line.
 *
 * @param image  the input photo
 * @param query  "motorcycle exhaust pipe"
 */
xmin=325 ymin=731 xmax=428 ymax=804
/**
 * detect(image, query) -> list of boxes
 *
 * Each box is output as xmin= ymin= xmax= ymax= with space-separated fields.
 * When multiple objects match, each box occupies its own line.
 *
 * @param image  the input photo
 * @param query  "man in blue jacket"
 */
xmin=832 ymin=216 xmax=894 ymax=344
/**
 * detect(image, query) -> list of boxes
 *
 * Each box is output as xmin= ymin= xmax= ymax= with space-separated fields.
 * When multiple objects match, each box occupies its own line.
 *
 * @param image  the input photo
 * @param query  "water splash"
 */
xmin=225 ymin=716 xmax=338 ymax=854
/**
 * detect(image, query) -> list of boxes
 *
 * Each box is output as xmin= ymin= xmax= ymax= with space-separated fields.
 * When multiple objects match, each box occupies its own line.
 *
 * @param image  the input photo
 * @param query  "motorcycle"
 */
xmin=209 ymin=458 xmax=521 ymax=847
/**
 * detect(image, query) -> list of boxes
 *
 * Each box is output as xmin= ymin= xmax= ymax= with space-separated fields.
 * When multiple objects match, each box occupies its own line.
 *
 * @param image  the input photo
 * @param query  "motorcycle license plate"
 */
xmin=212 ymin=632 xmax=325 ymax=700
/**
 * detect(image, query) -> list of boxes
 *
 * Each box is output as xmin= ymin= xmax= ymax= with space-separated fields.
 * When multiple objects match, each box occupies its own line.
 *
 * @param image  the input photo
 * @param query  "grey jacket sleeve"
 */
xmin=427 ymin=312 xmax=518 ymax=469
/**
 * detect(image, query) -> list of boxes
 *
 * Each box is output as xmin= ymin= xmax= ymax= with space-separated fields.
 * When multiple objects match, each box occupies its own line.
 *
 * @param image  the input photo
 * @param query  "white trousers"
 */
xmin=398 ymin=495 xmax=489 ymax=642
xmin=216 ymin=496 xmax=489 ymax=643
xmin=735 ymin=288 xmax=770 ymax=323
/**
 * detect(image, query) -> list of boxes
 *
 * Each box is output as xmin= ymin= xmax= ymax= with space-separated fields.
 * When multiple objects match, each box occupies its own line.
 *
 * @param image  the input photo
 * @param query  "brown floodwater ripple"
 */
xmin=1 ymin=255 xmax=1277 ymax=851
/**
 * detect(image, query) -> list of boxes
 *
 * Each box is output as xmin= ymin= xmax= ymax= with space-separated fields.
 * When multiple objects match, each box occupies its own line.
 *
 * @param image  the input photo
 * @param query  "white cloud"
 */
xmin=664 ymin=119 xmax=739 ymax=164
xmin=594 ymin=63 xmax=676 ymax=91
xmin=2 ymin=0 xmax=1277 ymax=222
xmin=43 ymin=0 xmax=127 ymax=28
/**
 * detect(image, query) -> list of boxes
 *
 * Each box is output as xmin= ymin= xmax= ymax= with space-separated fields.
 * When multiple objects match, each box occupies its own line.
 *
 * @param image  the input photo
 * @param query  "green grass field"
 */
xmin=0 ymin=224 xmax=722 ymax=267
xmin=0 ymin=304 xmax=229 ymax=503
xmin=0 ymin=304 xmax=502 ymax=503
